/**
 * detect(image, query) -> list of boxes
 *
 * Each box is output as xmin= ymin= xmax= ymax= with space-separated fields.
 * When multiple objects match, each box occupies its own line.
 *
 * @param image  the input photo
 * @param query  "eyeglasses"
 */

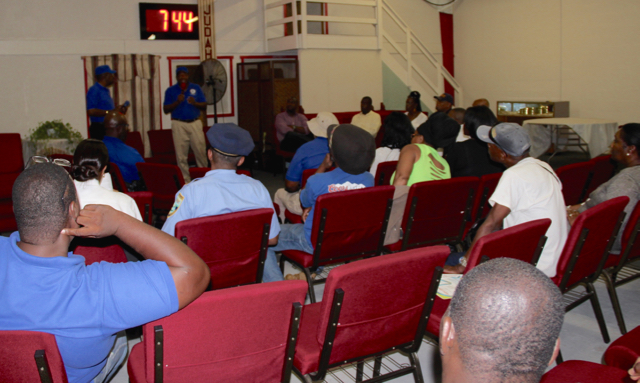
xmin=25 ymin=156 xmax=72 ymax=170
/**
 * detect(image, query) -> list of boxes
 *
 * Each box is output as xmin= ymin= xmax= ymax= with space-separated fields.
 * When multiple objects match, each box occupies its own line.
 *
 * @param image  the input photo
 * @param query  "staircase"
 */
xmin=263 ymin=0 xmax=463 ymax=107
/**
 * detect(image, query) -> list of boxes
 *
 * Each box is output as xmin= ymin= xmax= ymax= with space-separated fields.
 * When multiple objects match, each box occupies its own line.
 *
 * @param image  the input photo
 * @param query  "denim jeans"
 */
xmin=263 ymin=224 xmax=314 ymax=282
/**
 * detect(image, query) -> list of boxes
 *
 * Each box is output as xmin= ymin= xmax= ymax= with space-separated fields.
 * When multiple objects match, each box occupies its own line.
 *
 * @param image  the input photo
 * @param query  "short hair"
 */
xmin=72 ymin=139 xmax=109 ymax=182
xmin=620 ymin=123 xmax=640 ymax=148
xmin=361 ymin=96 xmax=372 ymax=104
xmin=210 ymin=148 xmax=242 ymax=167
xmin=449 ymin=258 xmax=564 ymax=382
xmin=448 ymin=107 xmax=466 ymax=125
xmin=463 ymin=105 xmax=498 ymax=140
xmin=380 ymin=112 xmax=413 ymax=149
xmin=417 ymin=112 xmax=460 ymax=152
xmin=13 ymin=163 xmax=77 ymax=244
xmin=407 ymin=91 xmax=422 ymax=112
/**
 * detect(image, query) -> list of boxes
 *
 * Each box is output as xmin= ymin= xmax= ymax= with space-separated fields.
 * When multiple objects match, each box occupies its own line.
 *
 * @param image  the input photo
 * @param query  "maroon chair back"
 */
xmin=136 ymin=163 xmax=185 ymax=211
xmin=175 ymin=209 xmax=274 ymax=289
xmin=604 ymin=325 xmax=640 ymax=371
xmin=540 ymin=360 xmax=629 ymax=383
xmin=556 ymin=161 xmax=594 ymax=205
xmin=300 ymin=168 xmax=316 ymax=189
xmin=464 ymin=218 xmax=552 ymax=274
xmin=374 ymin=161 xmax=398 ymax=186
xmin=126 ymin=191 xmax=154 ymax=225
xmin=125 ymin=131 xmax=145 ymax=158
xmin=315 ymin=246 xmax=448 ymax=370
xmin=72 ymin=237 xmax=128 ymax=265
xmin=308 ymin=186 xmax=395 ymax=266
xmin=0 ymin=133 xmax=23 ymax=232
xmin=606 ymin=200 xmax=640 ymax=270
xmin=128 ymin=281 xmax=307 ymax=383
xmin=272 ymin=124 xmax=295 ymax=159
xmin=554 ymin=196 xmax=629 ymax=290
xmin=374 ymin=127 xmax=384 ymax=148
xmin=108 ymin=162 xmax=128 ymax=193
xmin=397 ymin=177 xmax=479 ymax=251
xmin=0 ymin=330 xmax=68 ymax=383
xmin=471 ymin=172 xmax=502 ymax=222
xmin=147 ymin=130 xmax=177 ymax=164
xmin=586 ymin=155 xmax=615 ymax=197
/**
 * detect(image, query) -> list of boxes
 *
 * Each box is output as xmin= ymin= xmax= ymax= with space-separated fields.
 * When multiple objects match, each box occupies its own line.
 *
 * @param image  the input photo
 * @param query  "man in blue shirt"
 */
xmin=273 ymin=112 xmax=338 ymax=222
xmin=163 ymin=66 xmax=208 ymax=182
xmin=0 ymin=163 xmax=209 ymax=383
xmin=86 ymin=65 xmax=128 ymax=140
xmin=162 ymin=123 xmax=281 ymax=281
xmin=267 ymin=124 xmax=376 ymax=281
xmin=102 ymin=111 xmax=145 ymax=190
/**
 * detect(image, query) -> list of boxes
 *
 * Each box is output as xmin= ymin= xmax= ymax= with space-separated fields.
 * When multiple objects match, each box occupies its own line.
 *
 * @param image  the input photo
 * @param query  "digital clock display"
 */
xmin=139 ymin=3 xmax=199 ymax=40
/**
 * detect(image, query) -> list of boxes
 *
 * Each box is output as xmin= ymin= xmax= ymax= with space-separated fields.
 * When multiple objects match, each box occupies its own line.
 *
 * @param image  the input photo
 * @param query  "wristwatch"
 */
xmin=459 ymin=256 xmax=468 ymax=267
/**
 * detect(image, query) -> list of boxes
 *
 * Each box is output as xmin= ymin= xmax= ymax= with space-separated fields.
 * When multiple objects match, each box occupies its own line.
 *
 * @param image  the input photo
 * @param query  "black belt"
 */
xmin=173 ymin=118 xmax=198 ymax=123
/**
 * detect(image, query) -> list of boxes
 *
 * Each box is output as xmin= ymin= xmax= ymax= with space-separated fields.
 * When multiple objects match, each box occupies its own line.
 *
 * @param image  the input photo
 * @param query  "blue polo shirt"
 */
xmin=86 ymin=83 xmax=115 ymax=123
xmin=0 ymin=232 xmax=178 ymax=383
xmin=300 ymin=168 xmax=374 ymax=246
xmin=103 ymin=136 xmax=144 ymax=183
xmin=163 ymin=82 xmax=206 ymax=121
xmin=286 ymin=137 xmax=330 ymax=183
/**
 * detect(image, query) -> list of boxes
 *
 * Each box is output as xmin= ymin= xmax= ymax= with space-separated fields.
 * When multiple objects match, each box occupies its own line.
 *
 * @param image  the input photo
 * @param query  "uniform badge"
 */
xmin=168 ymin=193 xmax=184 ymax=217
xmin=190 ymin=89 xmax=196 ymax=95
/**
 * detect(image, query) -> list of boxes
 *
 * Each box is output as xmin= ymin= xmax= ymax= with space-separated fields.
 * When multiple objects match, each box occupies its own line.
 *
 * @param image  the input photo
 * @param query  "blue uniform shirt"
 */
xmin=103 ymin=136 xmax=145 ymax=183
xmin=286 ymin=137 xmax=330 ymax=183
xmin=163 ymin=82 xmax=206 ymax=121
xmin=300 ymin=168 xmax=374 ymax=247
xmin=0 ymin=232 xmax=178 ymax=383
xmin=86 ymin=83 xmax=115 ymax=123
xmin=162 ymin=169 xmax=281 ymax=238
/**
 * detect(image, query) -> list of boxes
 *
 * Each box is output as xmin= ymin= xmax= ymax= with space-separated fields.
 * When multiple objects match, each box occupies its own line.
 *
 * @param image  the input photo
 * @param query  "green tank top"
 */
xmin=392 ymin=144 xmax=451 ymax=186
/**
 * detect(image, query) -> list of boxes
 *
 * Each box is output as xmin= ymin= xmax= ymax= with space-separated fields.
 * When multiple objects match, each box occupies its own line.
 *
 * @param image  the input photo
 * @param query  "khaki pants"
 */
xmin=171 ymin=119 xmax=208 ymax=182
xmin=273 ymin=188 xmax=303 ymax=222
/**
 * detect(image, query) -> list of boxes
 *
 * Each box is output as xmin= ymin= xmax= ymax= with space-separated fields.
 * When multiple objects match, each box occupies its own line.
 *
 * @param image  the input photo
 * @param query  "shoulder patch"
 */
xmin=168 ymin=193 xmax=184 ymax=217
xmin=190 ymin=88 xmax=196 ymax=95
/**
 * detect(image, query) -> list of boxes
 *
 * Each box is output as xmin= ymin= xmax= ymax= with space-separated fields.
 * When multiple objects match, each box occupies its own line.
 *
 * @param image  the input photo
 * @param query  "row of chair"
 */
xmin=555 ymin=154 xmax=617 ymax=205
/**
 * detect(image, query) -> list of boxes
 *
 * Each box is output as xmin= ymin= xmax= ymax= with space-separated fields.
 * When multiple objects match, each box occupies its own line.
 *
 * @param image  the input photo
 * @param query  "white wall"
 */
xmin=454 ymin=0 xmax=640 ymax=125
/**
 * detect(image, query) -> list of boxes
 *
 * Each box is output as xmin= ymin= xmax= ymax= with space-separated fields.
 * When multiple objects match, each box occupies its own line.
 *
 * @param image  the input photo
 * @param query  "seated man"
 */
xmin=273 ymin=112 xmax=338 ymax=222
xmin=161 ymin=123 xmax=281 ymax=280
xmin=0 ymin=163 xmax=209 ymax=383
xmin=102 ymin=111 xmax=145 ymax=191
xmin=275 ymin=97 xmax=312 ymax=152
xmin=440 ymin=258 xmax=564 ymax=383
xmin=445 ymin=123 xmax=568 ymax=277
xmin=350 ymin=96 xmax=381 ymax=137
xmin=268 ymin=124 xmax=376 ymax=281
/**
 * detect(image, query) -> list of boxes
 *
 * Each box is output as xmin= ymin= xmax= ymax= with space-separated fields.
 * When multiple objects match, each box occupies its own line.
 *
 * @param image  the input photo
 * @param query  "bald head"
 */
xmin=104 ymin=111 xmax=129 ymax=141
xmin=443 ymin=258 xmax=564 ymax=383
xmin=472 ymin=98 xmax=490 ymax=108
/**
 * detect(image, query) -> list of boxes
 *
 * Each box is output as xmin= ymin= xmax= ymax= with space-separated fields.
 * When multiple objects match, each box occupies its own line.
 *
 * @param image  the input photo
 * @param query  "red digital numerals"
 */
xmin=147 ymin=9 xmax=195 ymax=33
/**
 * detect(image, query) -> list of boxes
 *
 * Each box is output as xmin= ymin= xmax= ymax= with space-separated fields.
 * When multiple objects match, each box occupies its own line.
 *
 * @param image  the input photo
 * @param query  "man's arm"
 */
xmin=187 ymin=97 xmax=207 ymax=110
xmin=285 ymin=180 xmax=301 ymax=193
xmin=163 ymin=90 xmax=185 ymax=114
xmin=87 ymin=108 xmax=112 ymax=118
xmin=62 ymin=205 xmax=209 ymax=309
xmin=392 ymin=145 xmax=419 ymax=186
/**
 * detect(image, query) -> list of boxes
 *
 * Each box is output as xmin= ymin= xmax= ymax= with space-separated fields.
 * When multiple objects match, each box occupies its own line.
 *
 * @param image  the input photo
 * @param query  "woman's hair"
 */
xmin=620 ymin=123 xmax=640 ymax=149
xmin=463 ymin=106 xmax=498 ymax=140
xmin=407 ymin=90 xmax=422 ymax=112
xmin=417 ymin=112 xmax=460 ymax=153
xmin=380 ymin=112 xmax=413 ymax=149
xmin=72 ymin=139 xmax=109 ymax=182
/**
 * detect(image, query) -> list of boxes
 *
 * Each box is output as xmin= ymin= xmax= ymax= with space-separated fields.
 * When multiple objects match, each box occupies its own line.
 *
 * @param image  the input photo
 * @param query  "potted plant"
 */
xmin=27 ymin=120 xmax=83 ymax=156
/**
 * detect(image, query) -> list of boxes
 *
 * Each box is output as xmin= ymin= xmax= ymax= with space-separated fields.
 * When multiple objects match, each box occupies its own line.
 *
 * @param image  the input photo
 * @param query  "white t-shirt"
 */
xmin=351 ymin=111 xmax=382 ymax=137
xmin=406 ymin=112 xmax=428 ymax=130
xmin=74 ymin=179 xmax=142 ymax=221
xmin=456 ymin=125 xmax=470 ymax=142
xmin=489 ymin=157 xmax=568 ymax=277
xmin=369 ymin=147 xmax=401 ymax=177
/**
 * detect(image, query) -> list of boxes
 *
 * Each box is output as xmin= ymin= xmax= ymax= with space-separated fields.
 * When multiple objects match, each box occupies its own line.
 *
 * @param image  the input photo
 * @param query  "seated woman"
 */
xmin=72 ymin=139 xmax=142 ymax=220
xmin=392 ymin=113 xmax=460 ymax=186
xmin=567 ymin=123 xmax=640 ymax=254
xmin=405 ymin=91 xmax=428 ymax=130
xmin=444 ymin=106 xmax=505 ymax=178
xmin=369 ymin=112 xmax=413 ymax=177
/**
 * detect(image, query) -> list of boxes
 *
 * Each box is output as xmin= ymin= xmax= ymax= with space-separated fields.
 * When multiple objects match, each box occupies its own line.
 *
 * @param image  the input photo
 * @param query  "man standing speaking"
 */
xmin=163 ymin=66 xmax=208 ymax=182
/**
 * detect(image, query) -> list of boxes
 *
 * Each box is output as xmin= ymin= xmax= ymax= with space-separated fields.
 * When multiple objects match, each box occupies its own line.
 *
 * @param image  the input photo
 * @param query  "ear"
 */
xmin=207 ymin=148 xmax=213 ymax=163
xmin=68 ymin=200 xmax=80 ymax=220
xmin=440 ymin=315 xmax=456 ymax=355
xmin=547 ymin=338 xmax=561 ymax=366
xmin=237 ymin=156 xmax=245 ymax=167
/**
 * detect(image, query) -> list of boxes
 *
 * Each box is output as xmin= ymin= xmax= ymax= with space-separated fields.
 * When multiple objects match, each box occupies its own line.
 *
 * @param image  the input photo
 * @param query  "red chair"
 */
xmin=280 ymin=186 xmax=395 ymax=302
xmin=175 ymin=209 xmax=273 ymax=290
xmin=605 ymin=325 xmax=640 ymax=372
xmin=0 ymin=133 xmax=24 ymax=232
xmin=107 ymin=162 xmax=128 ymax=193
xmin=284 ymin=167 xmax=334 ymax=225
xmin=552 ymin=196 xmax=629 ymax=345
xmin=126 ymin=191 xmax=154 ymax=225
xmin=386 ymin=177 xmax=479 ymax=252
xmin=147 ymin=130 xmax=177 ymax=165
xmin=586 ymin=154 xmax=616 ymax=197
xmin=127 ymin=281 xmax=307 ymax=383
xmin=471 ymin=172 xmax=502 ymax=223
xmin=71 ymin=237 xmax=128 ymax=265
xmin=125 ymin=131 xmax=145 ymax=158
xmin=292 ymin=246 xmax=448 ymax=383
xmin=374 ymin=160 xmax=398 ymax=186
xmin=601 ymin=200 xmax=640 ymax=334
xmin=540 ymin=360 xmax=628 ymax=383
xmin=0 ymin=330 xmax=68 ymax=383
xmin=136 ymin=163 xmax=185 ymax=212
xmin=189 ymin=167 xmax=252 ymax=181
xmin=556 ymin=161 xmax=594 ymax=205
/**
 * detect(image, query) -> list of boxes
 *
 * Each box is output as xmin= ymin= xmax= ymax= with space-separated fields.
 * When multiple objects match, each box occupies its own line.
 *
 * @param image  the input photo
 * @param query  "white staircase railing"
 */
xmin=262 ymin=0 xmax=463 ymax=106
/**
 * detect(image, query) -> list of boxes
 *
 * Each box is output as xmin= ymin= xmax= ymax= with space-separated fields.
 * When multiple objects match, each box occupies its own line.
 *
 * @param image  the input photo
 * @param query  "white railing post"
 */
xmin=263 ymin=0 xmax=269 ymax=52
xmin=292 ymin=0 xmax=300 ymax=48
xmin=406 ymin=29 xmax=412 ymax=87
xmin=376 ymin=0 xmax=383 ymax=50
xmin=300 ymin=0 xmax=307 ymax=49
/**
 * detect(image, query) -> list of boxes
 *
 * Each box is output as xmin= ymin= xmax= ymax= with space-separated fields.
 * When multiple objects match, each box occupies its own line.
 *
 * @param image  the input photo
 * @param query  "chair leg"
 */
xmin=408 ymin=352 xmax=425 ymax=383
xmin=586 ymin=282 xmax=610 ymax=343
xmin=556 ymin=350 xmax=564 ymax=365
xmin=303 ymin=268 xmax=317 ymax=303
xmin=356 ymin=361 xmax=364 ymax=382
xmin=373 ymin=356 xmax=382 ymax=378
xmin=602 ymin=270 xmax=627 ymax=334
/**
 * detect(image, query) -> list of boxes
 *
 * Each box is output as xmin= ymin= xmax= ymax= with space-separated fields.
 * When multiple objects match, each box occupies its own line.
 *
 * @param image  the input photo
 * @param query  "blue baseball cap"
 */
xmin=95 ymin=65 xmax=116 ymax=76
xmin=176 ymin=66 xmax=189 ymax=74
xmin=206 ymin=123 xmax=255 ymax=157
